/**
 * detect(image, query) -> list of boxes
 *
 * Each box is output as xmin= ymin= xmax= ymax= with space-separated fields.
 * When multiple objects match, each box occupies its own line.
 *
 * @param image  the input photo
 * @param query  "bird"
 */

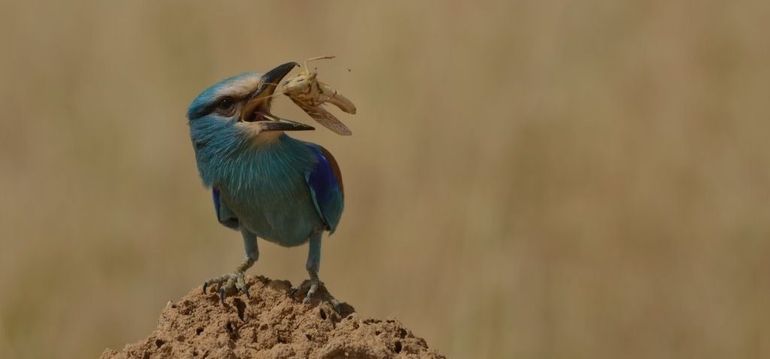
xmin=186 ymin=62 xmax=344 ymax=305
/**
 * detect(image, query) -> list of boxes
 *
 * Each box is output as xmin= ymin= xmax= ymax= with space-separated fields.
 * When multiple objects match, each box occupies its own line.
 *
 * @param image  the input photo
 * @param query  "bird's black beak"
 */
xmin=259 ymin=62 xmax=300 ymax=94
xmin=240 ymin=62 xmax=315 ymax=132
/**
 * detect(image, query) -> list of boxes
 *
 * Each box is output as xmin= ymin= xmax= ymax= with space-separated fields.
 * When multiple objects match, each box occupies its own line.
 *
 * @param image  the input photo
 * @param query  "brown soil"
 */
xmin=101 ymin=276 xmax=444 ymax=359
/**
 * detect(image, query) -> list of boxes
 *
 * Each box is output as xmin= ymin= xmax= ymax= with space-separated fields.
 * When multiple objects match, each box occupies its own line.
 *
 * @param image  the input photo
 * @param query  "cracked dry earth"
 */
xmin=101 ymin=276 xmax=444 ymax=359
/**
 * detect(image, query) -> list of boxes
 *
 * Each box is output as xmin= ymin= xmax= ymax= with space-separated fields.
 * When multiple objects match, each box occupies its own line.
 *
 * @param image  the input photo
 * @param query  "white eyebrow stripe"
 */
xmin=214 ymin=75 xmax=262 ymax=99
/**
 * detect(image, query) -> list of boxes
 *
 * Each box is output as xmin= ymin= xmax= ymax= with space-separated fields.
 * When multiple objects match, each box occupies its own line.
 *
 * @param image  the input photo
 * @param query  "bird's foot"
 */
xmin=202 ymin=271 xmax=249 ymax=303
xmin=293 ymin=278 xmax=352 ymax=315
xmin=303 ymin=277 xmax=321 ymax=304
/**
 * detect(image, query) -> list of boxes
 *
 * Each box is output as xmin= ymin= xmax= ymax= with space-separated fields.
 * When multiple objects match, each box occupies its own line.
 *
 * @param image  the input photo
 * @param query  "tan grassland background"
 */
xmin=1 ymin=1 xmax=769 ymax=358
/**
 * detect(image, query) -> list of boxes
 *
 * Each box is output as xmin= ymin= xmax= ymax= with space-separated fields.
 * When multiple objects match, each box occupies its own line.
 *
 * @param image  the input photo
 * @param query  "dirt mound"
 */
xmin=101 ymin=276 xmax=443 ymax=359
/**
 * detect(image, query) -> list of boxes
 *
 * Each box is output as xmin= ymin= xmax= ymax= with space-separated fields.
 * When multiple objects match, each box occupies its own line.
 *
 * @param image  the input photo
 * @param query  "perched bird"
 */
xmin=186 ymin=63 xmax=344 ymax=304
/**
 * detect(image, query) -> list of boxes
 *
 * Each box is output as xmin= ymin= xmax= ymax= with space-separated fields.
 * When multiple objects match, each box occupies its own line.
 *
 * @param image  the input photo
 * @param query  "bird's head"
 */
xmin=187 ymin=62 xmax=314 ymax=148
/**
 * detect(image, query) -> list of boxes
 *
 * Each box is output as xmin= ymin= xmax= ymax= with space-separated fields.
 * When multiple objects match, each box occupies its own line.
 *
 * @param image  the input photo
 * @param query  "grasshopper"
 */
xmin=280 ymin=56 xmax=356 ymax=136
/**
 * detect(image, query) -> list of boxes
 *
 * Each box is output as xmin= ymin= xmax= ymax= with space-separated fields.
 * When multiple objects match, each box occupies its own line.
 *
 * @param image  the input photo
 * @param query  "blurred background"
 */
xmin=1 ymin=1 xmax=769 ymax=358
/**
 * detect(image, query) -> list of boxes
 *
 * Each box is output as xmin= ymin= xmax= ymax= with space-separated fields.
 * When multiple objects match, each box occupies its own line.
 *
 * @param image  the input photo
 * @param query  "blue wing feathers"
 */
xmin=305 ymin=145 xmax=344 ymax=233
xmin=212 ymin=187 xmax=222 ymax=216
xmin=212 ymin=186 xmax=239 ymax=230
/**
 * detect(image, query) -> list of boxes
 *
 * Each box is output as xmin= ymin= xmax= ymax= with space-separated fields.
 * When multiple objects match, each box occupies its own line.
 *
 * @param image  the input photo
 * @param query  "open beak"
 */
xmin=240 ymin=62 xmax=315 ymax=132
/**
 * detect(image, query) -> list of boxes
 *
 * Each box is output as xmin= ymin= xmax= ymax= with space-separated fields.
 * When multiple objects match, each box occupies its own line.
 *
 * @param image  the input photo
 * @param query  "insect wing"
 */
xmin=318 ymin=82 xmax=357 ymax=114
xmin=291 ymin=97 xmax=352 ymax=136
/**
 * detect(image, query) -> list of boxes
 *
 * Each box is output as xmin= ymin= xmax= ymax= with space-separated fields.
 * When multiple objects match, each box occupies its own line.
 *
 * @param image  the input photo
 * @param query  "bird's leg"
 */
xmin=303 ymin=232 xmax=322 ymax=303
xmin=203 ymin=230 xmax=258 ymax=301
xmin=301 ymin=232 xmax=343 ymax=311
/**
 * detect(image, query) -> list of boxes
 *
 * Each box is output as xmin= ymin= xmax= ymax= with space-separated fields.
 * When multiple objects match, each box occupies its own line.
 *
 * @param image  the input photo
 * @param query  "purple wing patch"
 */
xmin=305 ymin=145 xmax=344 ymax=233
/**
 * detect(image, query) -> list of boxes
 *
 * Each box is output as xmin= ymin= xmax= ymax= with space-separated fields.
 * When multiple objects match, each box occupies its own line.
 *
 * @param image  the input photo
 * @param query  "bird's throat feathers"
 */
xmin=189 ymin=119 xmax=314 ymax=196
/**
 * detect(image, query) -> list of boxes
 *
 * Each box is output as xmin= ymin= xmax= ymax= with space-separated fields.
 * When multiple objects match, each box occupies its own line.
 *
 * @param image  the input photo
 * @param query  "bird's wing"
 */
xmin=304 ymin=144 xmax=344 ymax=233
xmin=212 ymin=186 xmax=239 ymax=230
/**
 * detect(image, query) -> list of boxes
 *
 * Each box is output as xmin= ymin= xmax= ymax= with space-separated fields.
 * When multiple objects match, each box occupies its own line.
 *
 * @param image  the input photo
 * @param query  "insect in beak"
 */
xmin=280 ymin=56 xmax=357 ymax=136
xmin=241 ymin=62 xmax=314 ymax=132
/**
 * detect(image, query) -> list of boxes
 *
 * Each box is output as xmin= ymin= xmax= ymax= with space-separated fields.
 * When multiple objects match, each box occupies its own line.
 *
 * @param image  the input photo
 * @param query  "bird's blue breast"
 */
xmin=200 ymin=133 xmax=343 ymax=246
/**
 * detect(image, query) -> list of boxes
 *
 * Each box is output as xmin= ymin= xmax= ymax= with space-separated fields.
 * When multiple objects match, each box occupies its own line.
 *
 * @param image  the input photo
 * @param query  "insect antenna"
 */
xmin=304 ymin=55 xmax=336 ymax=65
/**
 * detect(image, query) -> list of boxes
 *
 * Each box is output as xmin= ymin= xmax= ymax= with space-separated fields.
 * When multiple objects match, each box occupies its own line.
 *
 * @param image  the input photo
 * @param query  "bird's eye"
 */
xmin=215 ymin=97 xmax=237 ymax=116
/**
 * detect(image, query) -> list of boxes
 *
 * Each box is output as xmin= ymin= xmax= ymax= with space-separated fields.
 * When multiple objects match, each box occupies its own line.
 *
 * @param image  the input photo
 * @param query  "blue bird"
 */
xmin=186 ymin=63 xmax=344 ymax=304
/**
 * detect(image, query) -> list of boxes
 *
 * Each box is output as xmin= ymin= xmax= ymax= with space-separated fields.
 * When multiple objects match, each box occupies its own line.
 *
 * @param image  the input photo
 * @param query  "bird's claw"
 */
xmin=202 ymin=271 xmax=249 ymax=303
xmin=293 ymin=278 xmax=346 ymax=314
xmin=303 ymin=280 xmax=319 ymax=304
